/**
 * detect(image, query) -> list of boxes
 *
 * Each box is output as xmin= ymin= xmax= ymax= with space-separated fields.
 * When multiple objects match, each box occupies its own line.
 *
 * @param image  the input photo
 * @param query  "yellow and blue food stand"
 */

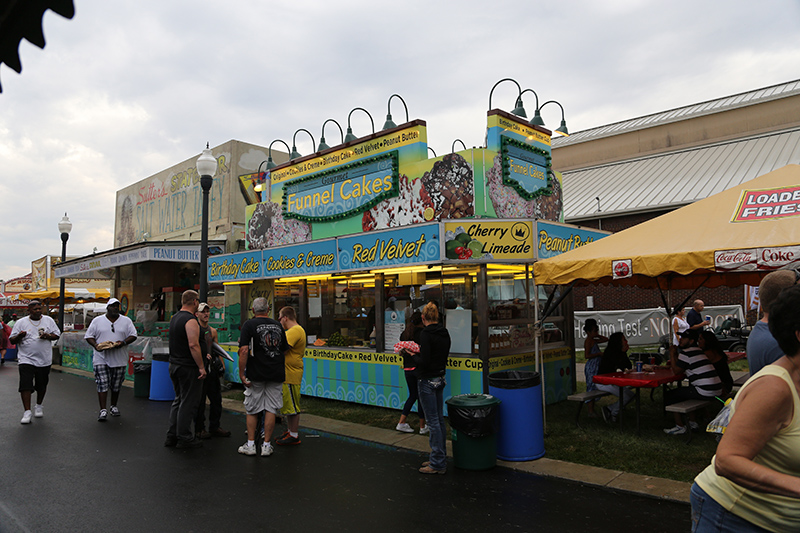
xmin=212 ymin=108 xmax=607 ymax=409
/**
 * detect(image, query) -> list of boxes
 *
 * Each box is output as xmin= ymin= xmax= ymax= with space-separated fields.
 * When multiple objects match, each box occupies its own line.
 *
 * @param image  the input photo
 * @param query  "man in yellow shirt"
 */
xmin=276 ymin=306 xmax=306 ymax=446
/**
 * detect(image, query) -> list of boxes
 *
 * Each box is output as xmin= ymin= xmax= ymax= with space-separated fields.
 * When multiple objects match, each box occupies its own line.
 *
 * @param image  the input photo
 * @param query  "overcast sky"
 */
xmin=1 ymin=0 xmax=799 ymax=282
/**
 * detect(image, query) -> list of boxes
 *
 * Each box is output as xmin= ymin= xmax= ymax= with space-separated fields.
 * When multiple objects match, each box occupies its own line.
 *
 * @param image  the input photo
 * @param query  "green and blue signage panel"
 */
xmin=337 ymin=223 xmax=440 ymax=271
xmin=261 ymin=239 xmax=338 ymax=278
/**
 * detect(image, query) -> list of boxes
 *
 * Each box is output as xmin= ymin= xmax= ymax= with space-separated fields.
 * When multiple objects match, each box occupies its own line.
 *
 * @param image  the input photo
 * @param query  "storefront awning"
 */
xmin=0 ymin=292 xmax=29 ymax=307
xmin=54 ymin=240 xmax=227 ymax=278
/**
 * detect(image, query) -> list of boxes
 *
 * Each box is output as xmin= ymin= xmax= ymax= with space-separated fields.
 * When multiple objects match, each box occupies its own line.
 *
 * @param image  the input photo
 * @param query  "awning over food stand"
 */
xmin=533 ymin=164 xmax=800 ymax=290
xmin=17 ymin=288 xmax=111 ymax=302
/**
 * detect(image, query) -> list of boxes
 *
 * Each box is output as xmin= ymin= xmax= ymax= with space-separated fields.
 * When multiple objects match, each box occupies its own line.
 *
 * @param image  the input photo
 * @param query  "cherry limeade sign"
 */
xmin=732 ymin=185 xmax=800 ymax=222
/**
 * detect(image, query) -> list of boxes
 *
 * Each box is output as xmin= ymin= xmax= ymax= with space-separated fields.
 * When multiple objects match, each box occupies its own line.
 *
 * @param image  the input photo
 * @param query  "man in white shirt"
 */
xmin=85 ymin=298 xmax=138 ymax=421
xmin=9 ymin=300 xmax=60 ymax=424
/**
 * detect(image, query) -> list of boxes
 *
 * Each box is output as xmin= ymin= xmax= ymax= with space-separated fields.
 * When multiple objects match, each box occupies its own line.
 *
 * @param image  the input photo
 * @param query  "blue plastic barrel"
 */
xmin=488 ymin=370 xmax=544 ymax=461
xmin=5 ymin=347 xmax=17 ymax=361
xmin=149 ymin=359 xmax=175 ymax=401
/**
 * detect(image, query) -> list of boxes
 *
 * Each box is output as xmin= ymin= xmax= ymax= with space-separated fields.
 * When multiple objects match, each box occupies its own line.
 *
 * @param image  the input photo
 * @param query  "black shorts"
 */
xmin=18 ymin=364 xmax=51 ymax=393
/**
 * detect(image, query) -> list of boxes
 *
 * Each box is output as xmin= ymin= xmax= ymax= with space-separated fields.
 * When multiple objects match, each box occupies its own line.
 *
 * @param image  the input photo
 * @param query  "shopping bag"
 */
xmin=706 ymin=398 xmax=733 ymax=435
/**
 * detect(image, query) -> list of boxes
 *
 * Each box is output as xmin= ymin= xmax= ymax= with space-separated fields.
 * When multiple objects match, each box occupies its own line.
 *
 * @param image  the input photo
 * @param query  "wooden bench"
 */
xmin=567 ymin=390 xmax=610 ymax=427
xmin=666 ymin=399 xmax=712 ymax=443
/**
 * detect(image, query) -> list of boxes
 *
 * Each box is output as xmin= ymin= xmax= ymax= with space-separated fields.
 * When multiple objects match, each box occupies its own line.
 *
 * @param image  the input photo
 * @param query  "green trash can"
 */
xmin=133 ymin=362 xmax=152 ymax=398
xmin=445 ymin=394 xmax=501 ymax=470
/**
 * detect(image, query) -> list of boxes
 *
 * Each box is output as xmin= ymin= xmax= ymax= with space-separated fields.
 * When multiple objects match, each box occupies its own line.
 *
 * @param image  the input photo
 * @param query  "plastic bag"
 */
xmin=706 ymin=398 xmax=733 ymax=435
xmin=448 ymin=402 xmax=499 ymax=438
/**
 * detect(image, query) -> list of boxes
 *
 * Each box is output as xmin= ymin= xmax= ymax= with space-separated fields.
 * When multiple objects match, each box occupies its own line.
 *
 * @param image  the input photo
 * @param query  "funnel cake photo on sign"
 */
xmin=361 ymin=153 xmax=475 ymax=232
xmin=362 ymin=174 xmax=433 ymax=231
xmin=246 ymin=201 xmax=311 ymax=249
xmin=421 ymin=153 xmax=474 ymax=220
xmin=486 ymin=154 xmax=562 ymax=221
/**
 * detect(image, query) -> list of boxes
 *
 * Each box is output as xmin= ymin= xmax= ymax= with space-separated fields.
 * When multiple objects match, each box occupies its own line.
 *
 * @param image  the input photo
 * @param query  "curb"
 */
xmin=54 ymin=364 xmax=691 ymax=503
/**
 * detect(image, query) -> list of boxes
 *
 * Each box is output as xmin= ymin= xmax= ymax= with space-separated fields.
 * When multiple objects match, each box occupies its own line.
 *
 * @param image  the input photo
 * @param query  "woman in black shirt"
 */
xmin=594 ymin=332 xmax=635 ymax=423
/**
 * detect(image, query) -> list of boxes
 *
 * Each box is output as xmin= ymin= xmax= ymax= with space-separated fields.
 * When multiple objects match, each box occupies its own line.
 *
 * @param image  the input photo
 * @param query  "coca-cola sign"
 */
xmin=715 ymin=246 xmax=800 ymax=272
xmin=612 ymin=259 xmax=632 ymax=279
xmin=714 ymin=249 xmax=757 ymax=271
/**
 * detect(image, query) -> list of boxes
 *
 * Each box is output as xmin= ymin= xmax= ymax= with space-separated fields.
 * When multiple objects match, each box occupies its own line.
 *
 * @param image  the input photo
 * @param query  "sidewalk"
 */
xmin=55 ymin=364 xmax=691 ymax=503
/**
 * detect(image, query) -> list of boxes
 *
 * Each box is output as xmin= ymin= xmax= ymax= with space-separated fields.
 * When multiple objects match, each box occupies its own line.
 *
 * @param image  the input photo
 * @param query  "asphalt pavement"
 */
xmin=0 ymin=363 xmax=690 ymax=532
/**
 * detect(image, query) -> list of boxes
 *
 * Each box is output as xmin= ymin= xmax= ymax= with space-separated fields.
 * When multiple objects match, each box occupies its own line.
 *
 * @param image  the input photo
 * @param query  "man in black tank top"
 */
xmin=164 ymin=290 xmax=207 ymax=449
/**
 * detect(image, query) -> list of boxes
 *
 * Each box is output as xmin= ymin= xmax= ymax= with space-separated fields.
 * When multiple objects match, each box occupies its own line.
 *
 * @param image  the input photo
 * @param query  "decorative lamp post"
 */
xmin=196 ymin=143 xmax=218 ymax=302
xmin=57 ymin=213 xmax=72 ymax=331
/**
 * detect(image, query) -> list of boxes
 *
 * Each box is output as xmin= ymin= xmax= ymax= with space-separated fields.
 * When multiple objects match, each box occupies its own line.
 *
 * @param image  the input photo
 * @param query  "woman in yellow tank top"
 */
xmin=692 ymin=284 xmax=800 ymax=532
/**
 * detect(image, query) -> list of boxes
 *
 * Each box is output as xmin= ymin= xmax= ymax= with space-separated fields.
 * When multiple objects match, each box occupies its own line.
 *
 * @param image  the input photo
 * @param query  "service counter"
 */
xmin=218 ymin=342 xmax=574 ymax=410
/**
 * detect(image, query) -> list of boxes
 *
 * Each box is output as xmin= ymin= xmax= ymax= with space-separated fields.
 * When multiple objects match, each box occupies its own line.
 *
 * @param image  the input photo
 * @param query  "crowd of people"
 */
xmin=6 ymin=268 xmax=800 ymax=515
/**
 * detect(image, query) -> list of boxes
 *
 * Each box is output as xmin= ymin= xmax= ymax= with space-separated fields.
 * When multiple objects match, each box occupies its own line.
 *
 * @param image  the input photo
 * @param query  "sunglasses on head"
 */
xmin=110 ymin=323 xmax=115 ymax=333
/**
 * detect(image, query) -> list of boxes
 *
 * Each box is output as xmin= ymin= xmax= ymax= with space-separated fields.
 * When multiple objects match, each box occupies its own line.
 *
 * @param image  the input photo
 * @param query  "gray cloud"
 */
xmin=0 ymin=0 xmax=798 ymax=280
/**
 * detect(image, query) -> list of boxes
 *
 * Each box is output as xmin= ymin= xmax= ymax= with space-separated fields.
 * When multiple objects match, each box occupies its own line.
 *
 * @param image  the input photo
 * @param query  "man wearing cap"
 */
xmin=85 ymin=298 xmax=138 ymax=421
xmin=663 ymin=328 xmax=722 ymax=435
xmin=237 ymin=297 xmax=288 ymax=457
xmin=194 ymin=302 xmax=230 ymax=439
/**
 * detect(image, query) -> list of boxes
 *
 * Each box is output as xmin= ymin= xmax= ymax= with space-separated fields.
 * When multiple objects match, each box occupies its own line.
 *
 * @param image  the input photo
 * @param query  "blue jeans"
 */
xmin=690 ymin=483 xmax=769 ymax=533
xmin=418 ymin=376 xmax=446 ymax=471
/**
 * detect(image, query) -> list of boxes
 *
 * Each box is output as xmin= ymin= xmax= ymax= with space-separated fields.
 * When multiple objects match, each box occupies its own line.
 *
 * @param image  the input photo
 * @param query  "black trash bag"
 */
xmin=488 ymin=370 xmax=540 ymax=390
xmin=448 ymin=402 xmax=499 ymax=438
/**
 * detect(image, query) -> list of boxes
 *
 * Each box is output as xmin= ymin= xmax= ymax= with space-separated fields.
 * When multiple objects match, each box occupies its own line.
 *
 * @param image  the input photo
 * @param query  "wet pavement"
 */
xmin=0 ymin=364 xmax=690 ymax=532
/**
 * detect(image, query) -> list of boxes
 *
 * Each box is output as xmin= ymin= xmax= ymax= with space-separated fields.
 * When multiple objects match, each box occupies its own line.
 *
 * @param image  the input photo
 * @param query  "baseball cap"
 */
xmin=679 ymin=329 xmax=699 ymax=340
xmin=198 ymin=302 xmax=210 ymax=312
xmin=107 ymin=298 xmax=120 ymax=306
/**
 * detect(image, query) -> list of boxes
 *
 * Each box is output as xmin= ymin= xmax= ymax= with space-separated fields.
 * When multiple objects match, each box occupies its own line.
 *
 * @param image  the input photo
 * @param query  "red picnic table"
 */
xmin=593 ymin=351 xmax=747 ymax=433
xmin=592 ymin=367 xmax=683 ymax=433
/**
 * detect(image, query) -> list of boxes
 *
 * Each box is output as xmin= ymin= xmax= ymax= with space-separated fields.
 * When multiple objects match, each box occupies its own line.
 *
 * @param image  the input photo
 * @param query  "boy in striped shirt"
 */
xmin=664 ymin=328 xmax=722 ymax=435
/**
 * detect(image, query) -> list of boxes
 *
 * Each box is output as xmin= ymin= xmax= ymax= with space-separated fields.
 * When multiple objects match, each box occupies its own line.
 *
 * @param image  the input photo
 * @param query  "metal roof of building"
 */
xmin=554 ymin=79 xmax=800 ymax=147
xmin=563 ymin=128 xmax=800 ymax=222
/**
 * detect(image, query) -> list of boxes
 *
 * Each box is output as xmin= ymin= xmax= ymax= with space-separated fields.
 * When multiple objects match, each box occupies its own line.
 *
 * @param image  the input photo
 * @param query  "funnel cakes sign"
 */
xmin=282 ymin=152 xmax=399 ymax=222
xmin=500 ymin=137 xmax=552 ymax=201
xmin=732 ymin=185 xmax=800 ymax=222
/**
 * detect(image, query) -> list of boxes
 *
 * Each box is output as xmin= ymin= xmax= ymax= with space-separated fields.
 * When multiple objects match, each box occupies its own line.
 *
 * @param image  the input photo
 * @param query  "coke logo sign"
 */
xmin=612 ymin=259 xmax=632 ymax=279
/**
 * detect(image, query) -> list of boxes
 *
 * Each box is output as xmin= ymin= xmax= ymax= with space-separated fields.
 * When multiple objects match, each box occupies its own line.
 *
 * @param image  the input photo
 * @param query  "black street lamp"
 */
xmin=57 ymin=213 xmax=72 ymax=330
xmin=196 ymin=143 xmax=217 ymax=302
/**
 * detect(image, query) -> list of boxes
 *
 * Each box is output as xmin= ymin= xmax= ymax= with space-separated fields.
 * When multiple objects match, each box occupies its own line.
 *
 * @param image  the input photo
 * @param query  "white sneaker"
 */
xmin=689 ymin=421 xmax=699 ymax=431
xmin=419 ymin=426 xmax=430 ymax=435
xmin=664 ymin=425 xmax=687 ymax=435
xmin=396 ymin=422 xmax=414 ymax=433
xmin=98 ymin=409 xmax=108 ymax=422
xmin=261 ymin=442 xmax=274 ymax=457
xmin=34 ymin=405 xmax=43 ymax=418
xmin=110 ymin=406 xmax=121 ymax=417
xmin=21 ymin=410 xmax=32 ymax=424
xmin=238 ymin=442 xmax=257 ymax=456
